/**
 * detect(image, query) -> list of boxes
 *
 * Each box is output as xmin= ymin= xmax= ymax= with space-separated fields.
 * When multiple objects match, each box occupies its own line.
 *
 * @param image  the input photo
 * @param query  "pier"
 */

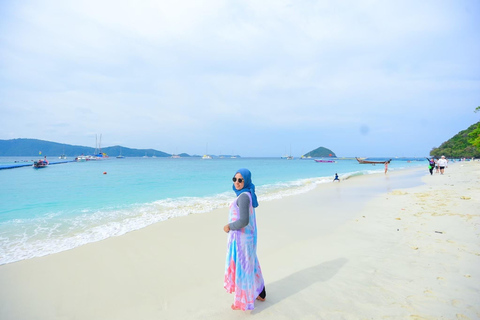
xmin=0 ymin=160 xmax=75 ymax=170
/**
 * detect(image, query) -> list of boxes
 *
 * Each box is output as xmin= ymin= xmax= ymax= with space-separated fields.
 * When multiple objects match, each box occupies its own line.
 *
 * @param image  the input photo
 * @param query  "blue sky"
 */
xmin=1 ymin=0 xmax=479 ymax=157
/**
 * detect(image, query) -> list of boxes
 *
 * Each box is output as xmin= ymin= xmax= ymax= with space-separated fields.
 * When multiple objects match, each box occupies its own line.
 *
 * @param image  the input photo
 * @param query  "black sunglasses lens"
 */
xmin=232 ymin=178 xmax=243 ymax=183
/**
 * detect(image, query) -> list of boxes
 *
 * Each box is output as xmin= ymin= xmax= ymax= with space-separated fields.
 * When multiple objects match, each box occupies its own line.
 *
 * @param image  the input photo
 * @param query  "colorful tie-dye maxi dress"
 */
xmin=224 ymin=192 xmax=265 ymax=311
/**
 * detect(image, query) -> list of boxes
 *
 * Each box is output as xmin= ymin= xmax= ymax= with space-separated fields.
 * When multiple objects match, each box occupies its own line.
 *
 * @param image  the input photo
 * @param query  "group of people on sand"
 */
xmin=426 ymin=155 xmax=448 ymax=175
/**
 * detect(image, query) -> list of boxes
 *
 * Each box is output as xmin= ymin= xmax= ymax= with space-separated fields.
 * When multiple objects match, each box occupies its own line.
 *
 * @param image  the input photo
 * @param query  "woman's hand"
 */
xmin=224 ymin=224 xmax=230 ymax=233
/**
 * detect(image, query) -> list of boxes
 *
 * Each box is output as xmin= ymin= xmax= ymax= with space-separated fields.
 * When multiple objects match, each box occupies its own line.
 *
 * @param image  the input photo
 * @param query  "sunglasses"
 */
xmin=232 ymin=177 xmax=244 ymax=183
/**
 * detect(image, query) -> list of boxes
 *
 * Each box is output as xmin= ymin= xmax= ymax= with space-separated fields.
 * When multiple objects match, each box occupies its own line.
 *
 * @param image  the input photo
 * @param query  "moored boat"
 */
xmin=356 ymin=157 xmax=392 ymax=164
xmin=314 ymin=159 xmax=336 ymax=163
xmin=33 ymin=159 xmax=49 ymax=168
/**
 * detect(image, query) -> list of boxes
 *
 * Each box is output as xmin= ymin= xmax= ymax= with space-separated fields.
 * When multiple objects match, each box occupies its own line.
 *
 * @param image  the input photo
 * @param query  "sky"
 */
xmin=1 ymin=0 xmax=479 ymax=157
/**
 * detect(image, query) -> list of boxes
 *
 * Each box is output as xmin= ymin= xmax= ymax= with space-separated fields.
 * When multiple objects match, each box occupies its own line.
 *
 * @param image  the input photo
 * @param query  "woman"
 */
xmin=426 ymin=157 xmax=435 ymax=175
xmin=224 ymin=168 xmax=266 ymax=311
xmin=437 ymin=155 xmax=448 ymax=174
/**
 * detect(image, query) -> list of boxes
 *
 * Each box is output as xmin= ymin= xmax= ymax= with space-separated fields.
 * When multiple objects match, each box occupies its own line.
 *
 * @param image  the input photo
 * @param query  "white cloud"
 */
xmin=1 ymin=0 xmax=479 ymax=156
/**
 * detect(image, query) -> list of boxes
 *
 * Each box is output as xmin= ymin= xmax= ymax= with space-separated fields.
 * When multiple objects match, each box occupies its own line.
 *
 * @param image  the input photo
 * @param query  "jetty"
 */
xmin=0 ymin=160 xmax=75 ymax=170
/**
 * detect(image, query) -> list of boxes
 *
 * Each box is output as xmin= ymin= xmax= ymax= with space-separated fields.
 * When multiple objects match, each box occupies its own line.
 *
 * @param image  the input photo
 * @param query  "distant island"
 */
xmin=0 ymin=139 xmax=178 ymax=157
xmin=303 ymin=146 xmax=336 ymax=158
xmin=0 ymin=139 xmax=245 ymax=158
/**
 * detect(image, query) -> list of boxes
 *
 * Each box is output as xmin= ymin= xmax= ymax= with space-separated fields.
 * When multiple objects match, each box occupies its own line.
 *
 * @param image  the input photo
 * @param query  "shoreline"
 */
xmin=0 ymin=162 xmax=425 ymax=266
xmin=0 ymin=162 xmax=478 ymax=319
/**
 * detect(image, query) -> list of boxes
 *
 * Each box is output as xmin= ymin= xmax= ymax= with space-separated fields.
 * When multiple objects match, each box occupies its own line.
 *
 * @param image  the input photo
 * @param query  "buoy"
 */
xmin=103 ymin=172 xmax=107 ymax=174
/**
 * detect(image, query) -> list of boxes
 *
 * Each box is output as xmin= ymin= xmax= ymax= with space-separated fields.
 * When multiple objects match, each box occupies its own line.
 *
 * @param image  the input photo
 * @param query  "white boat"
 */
xmin=94 ymin=134 xmax=108 ymax=159
xmin=202 ymin=143 xmax=212 ymax=159
xmin=116 ymin=148 xmax=125 ymax=158
xmin=283 ymin=145 xmax=294 ymax=160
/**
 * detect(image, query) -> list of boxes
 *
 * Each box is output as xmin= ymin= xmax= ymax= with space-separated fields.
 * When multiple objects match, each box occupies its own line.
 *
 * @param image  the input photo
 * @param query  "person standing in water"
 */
xmin=224 ymin=168 xmax=266 ymax=311
xmin=384 ymin=160 xmax=390 ymax=174
xmin=333 ymin=173 xmax=340 ymax=182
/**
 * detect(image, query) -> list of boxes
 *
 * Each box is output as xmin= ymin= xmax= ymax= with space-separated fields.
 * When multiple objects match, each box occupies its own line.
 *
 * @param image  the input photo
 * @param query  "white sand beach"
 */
xmin=0 ymin=162 xmax=479 ymax=320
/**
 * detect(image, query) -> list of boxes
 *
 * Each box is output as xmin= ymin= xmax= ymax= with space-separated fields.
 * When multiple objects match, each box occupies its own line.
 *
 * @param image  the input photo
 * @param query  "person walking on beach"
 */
xmin=333 ymin=173 xmax=340 ymax=182
xmin=224 ymin=168 xmax=266 ymax=311
xmin=384 ymin=160 xmax=390 ymax=174
xmin=426 ymin=157 xmax=436 ymax=175
xmin=437 ymin=156 xmax=448 ymax=175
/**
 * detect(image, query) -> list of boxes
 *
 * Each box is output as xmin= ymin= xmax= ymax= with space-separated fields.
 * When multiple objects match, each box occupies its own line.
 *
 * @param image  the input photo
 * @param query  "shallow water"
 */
xmin=0 ymin=156 xmax=425 ymax=264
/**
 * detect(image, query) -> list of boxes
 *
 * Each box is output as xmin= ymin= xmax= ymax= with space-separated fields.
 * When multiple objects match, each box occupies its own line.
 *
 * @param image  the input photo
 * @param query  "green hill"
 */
xmin=430 ymin=122 xmax=480 ymax=158
xmin=0 ymin=139 xmax=175 ymax=157
xmin=303 ymin=146 xmax=336 ymax=158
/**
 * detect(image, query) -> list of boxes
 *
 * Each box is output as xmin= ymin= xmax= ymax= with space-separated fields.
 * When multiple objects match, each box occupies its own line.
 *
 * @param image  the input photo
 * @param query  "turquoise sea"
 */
xmin=0 ymin=156 xmax=426 ymax=265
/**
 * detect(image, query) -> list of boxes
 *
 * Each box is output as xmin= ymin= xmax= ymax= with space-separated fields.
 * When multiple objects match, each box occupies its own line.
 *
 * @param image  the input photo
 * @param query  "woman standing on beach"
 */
xmin=437 ymin=156 xmax=448 ymax=174
xmin=224 ymin=168 xmax=266 ymax=310
xmin=426 ymin=157 xmax=436 ymax=175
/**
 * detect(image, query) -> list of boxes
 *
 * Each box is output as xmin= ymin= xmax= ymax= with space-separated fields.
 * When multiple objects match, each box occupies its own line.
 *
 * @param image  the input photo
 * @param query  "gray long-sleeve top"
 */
xmin=229 ymin=193 xmax=250 ymax=230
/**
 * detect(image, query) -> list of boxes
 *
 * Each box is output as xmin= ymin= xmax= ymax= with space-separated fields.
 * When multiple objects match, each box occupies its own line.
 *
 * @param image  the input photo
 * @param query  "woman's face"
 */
xmin=233 ymin=172 xmax=245 ymax=190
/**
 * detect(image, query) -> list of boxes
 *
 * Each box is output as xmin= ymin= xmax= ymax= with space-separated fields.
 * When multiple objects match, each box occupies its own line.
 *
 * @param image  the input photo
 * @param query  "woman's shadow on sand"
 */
xmin=252 ymin=258 xmax=348 ymax=314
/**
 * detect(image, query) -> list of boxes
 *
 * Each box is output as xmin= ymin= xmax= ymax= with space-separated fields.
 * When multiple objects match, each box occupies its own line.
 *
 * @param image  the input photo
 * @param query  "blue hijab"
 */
xmin=232 ymin=168 xmax=259 ymax=208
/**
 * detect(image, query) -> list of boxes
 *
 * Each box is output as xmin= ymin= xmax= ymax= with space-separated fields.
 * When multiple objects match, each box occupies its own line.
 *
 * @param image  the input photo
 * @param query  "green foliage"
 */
xmin=469 ymin=124 xmax=480 ymax=150
xmin=468 ymin=106 xmax=480 ymax=150
xmin=430 ymin=122 xmax=480 ymax=158
xmin=303 ymin=146 xmax=336 ymax=158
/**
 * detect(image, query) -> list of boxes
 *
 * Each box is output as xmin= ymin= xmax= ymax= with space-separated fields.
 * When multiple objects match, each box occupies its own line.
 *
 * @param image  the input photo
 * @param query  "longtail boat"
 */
xmin=356 ymin=157 xmax=391 ymax=164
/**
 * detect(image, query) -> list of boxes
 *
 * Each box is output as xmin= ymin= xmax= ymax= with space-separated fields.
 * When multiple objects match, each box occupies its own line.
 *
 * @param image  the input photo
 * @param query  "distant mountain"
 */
xmin=430 ymin=122 xmax=480 ymax=158
xmin=0 ymin=139 xmax=180 ymax=157
xmin=303 ymin=146 xmax=336 ymax=158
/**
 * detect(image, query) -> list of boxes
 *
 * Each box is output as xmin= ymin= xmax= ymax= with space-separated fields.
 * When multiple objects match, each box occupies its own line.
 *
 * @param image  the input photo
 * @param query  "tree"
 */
xmin=430 ymin=121 xmax=480 ymax=158
xmin=468 ymin=106 xmax=480 ymax=151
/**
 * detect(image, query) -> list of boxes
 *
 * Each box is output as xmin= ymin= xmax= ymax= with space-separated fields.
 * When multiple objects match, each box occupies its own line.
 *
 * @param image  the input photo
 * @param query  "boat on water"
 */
xmin=314 ymin=159 xmax=336 ymax=163
xmin=116 ymin=148 xmax=125 ymax=159
xmin=33 ymin=159 xmax=49 ymax=168
xmin=356 ymin=157 xmax=391 ymax=164
xmin=93 ymin=134 xmax=108 ymax=159
xmin=202 ymin=143 xmax=212 ymax=159
xmin=59 ymin=154 xmax=67 ymax=159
